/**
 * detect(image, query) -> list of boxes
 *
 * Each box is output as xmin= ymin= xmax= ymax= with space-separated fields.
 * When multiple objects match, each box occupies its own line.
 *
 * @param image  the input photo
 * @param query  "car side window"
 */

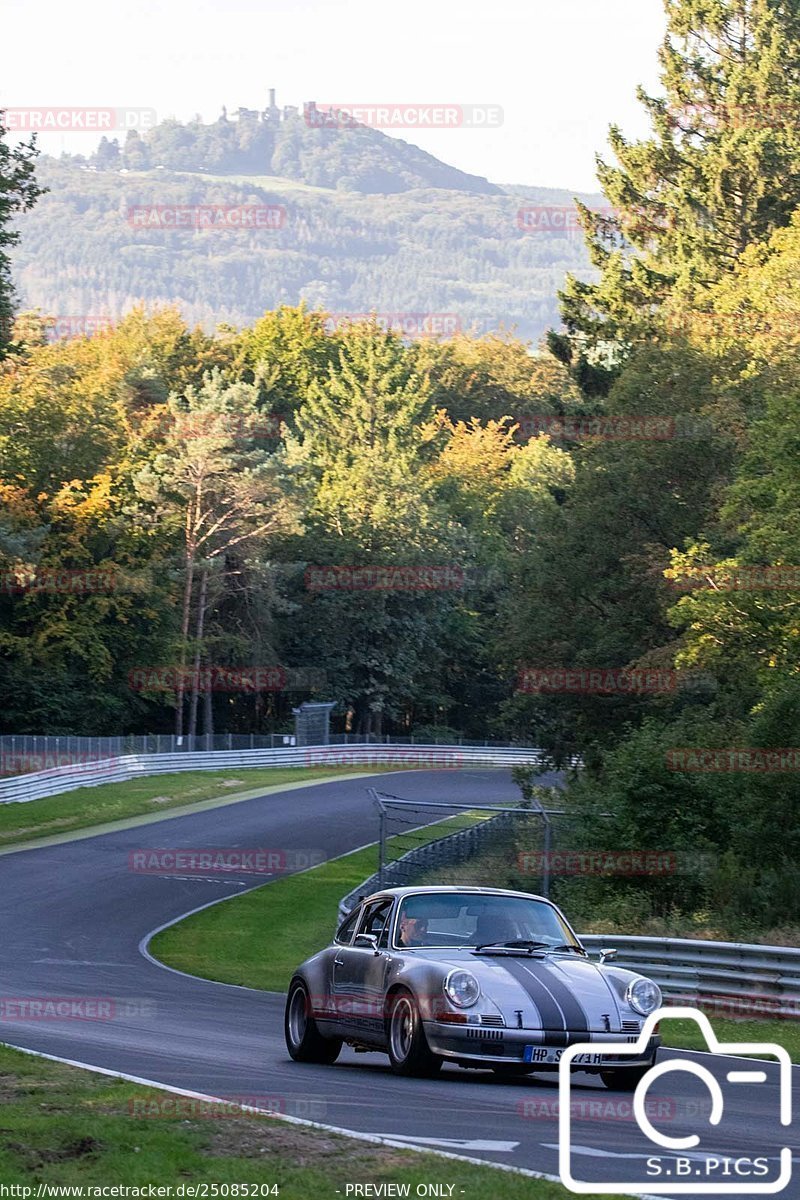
xmin=334 ymin=908 xmax=361 ymax=945
xmin=358 ymin=899 xmax=393 ymax=945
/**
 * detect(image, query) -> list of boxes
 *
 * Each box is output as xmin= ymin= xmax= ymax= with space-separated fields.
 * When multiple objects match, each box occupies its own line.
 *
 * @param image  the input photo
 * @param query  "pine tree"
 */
xmin=555 ymin=0 xmax=800 ymax=373
xmin=0 ymin=113 xmax=43 ymax=356
xmin=282 ymin=321 xmax=437 ymax=551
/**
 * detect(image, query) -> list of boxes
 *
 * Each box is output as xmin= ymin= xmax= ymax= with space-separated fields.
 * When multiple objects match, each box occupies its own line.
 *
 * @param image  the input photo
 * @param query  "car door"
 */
xmin=317 ymin=906 xmax=361 ymax=1037
xmin=331 ymin=898 xmax=394 ymax=1043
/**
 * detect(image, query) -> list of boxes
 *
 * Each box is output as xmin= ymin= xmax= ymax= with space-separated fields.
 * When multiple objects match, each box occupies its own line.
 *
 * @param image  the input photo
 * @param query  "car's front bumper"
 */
xmin=424 ymin=1023 xmax=661 ymax=1069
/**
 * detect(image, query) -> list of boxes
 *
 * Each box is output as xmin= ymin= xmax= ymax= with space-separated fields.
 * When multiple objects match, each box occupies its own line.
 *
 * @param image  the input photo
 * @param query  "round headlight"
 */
xmin=444 ymin=969 xmax=481 ymax=1008
xmin=626 ymin=977 xmax=662 ymax=1016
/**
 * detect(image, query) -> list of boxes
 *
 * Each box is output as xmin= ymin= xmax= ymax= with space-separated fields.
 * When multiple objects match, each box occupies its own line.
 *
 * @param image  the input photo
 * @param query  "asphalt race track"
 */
xmin=0 ymin=769 xmax=796 ymax=1198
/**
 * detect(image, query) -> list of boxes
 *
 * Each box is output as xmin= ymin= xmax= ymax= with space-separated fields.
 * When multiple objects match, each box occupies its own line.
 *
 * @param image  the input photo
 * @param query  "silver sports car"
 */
xmin=284 ymin=885 xmax=662 ymax=1086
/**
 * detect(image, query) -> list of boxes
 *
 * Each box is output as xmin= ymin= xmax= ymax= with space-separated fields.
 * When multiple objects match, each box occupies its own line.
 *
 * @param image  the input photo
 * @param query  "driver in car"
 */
xmin=398 ymin=912 xmax=429 ymax=947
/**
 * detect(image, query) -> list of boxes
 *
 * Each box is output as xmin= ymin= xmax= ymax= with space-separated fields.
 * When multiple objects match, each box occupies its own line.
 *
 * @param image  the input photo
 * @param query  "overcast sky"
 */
xmin=5 ymin=0 xmax=667 ymax=192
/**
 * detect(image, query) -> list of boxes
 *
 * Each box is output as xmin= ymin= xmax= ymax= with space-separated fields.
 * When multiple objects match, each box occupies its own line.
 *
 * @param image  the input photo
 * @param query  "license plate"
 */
xmin=523 ymin=1046 xmax=604 ymax=1065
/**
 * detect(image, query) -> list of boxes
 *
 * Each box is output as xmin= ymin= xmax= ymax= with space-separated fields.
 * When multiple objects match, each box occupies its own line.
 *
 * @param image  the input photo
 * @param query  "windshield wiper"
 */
xmin=550 ymin=943 xmax=586 ymax=955
xmin=473 ymin=940 xmax=551 ymax=954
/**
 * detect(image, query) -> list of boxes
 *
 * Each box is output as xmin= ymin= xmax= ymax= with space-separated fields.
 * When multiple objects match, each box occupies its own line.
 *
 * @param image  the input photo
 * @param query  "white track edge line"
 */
xmin=0 ymin=1039 xmax=659 ymax=1198
xmin=137 ymin=834 xmax=380 ymax=992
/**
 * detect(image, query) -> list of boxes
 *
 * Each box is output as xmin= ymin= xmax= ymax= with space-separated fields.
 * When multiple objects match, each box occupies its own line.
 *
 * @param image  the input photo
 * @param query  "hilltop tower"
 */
xmin=264 ymin=88 xmax=281 ymax=125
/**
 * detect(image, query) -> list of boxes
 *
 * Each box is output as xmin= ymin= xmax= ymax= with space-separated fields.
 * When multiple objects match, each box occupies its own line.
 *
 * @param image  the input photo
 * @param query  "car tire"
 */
xmin=285 ymin=978 xmax=342 ymax=1064
xmin=600 ymin=1064 xmax=651 ymax=1091
xmin=386 ymin=989 xmax=442 ymax=1077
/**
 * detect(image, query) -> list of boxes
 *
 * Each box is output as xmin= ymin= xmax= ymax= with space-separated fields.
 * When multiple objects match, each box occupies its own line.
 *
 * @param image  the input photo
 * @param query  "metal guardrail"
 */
xmin=0 ymin=733 xmax=552 ymax=776
xmin=580 ymin=934 xmax=800 ymax=1020
xmin=0 ymin=744 xmax=546 ymax=806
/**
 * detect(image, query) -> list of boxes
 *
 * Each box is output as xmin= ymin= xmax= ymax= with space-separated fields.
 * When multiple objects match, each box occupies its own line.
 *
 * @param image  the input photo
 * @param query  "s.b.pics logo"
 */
xmin=558 ymin=1008 xmax=793 ymax=1194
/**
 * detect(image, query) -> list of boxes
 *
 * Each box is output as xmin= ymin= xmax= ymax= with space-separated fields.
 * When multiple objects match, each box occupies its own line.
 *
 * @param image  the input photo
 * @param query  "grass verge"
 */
xmin=0 ymin=1042 xmax=606 ymax=1196
xmin=0 ymin=766 xmax=407 ymax=849
xmin=660 ymin=1016 xmax=800 ymax=1063
xmin=151 ymin=815 xmax=481 ymax=991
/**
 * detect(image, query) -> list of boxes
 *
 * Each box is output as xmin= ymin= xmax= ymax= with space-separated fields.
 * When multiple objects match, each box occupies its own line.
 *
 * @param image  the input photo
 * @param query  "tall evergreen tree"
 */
xmin=0 ymin=113 xmax=43 ymax=357
xmin=554 ymin=0 xmax=800 ymax=375
xmin=282 ymin=322 xmax=438 ymax=550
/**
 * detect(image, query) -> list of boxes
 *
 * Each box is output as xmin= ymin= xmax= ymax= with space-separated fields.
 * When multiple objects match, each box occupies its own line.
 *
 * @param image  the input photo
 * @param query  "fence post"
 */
xmin=542 ymin=816 xmax=551 ymax=899
xmin=378 ymin=808 xmax=386 ymax=888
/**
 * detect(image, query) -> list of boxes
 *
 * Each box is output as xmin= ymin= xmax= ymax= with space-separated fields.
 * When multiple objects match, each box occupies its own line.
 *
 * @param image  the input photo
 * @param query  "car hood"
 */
xmin=410 ymin=949 xmax=628 ymax=1032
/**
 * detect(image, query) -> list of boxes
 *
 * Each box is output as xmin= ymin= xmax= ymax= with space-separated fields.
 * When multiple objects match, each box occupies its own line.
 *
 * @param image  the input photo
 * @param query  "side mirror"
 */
xmin=599 ymin=947 xmax=618 ymax=964
xmin=354 ymin=933 xmax=379 ymax=952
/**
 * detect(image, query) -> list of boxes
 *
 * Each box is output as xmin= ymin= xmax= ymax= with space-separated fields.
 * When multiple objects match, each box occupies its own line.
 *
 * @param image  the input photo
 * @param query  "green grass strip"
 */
xmin=0 ymin=1042 xmax=608 ymax=1195
xmin=660 ymin=1015 xmax=800 ymax=1063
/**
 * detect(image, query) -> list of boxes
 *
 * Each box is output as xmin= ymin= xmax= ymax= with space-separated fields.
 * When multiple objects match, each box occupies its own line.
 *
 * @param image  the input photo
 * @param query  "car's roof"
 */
xmin=359 ymin=885 xmax=550 ymax=904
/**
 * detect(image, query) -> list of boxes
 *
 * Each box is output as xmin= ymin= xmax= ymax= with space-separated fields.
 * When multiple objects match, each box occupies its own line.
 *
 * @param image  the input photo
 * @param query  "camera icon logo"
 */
xmin=558 ymin=1007 xmax=792 ymax=1194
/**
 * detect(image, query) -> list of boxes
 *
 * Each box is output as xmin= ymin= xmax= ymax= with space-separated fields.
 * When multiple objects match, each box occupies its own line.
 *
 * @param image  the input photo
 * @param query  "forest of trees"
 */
xmin=10 ymin=155 xmax=595 ymax=345
xmin=10 ymin=104 xmax=603 ymax=345
xmin=91 ymin=108 xmax=503 ymax=194
xmin=2 ymin=0 xmax=800 ymax=934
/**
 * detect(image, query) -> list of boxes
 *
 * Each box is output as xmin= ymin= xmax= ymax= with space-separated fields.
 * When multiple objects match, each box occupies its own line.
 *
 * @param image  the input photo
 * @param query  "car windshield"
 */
xmin=393 ymin=893 xmax=580 ymax=951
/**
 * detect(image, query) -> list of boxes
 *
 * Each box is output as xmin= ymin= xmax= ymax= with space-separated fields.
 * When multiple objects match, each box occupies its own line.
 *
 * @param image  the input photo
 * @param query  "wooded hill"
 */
xmin=11 ymin=111 xmax=603 ymax=341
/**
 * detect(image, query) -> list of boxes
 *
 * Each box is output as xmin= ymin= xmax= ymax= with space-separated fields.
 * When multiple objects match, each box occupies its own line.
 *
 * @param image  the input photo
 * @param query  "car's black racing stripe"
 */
xmin=498 ymin=958 xmax=569 ymax=1045
xmin=533 ymin=962 xmax=589 ymax=1032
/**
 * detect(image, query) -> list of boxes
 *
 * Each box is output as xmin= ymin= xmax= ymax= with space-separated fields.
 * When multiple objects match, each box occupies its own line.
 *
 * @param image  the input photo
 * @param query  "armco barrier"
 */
xmin=0 ymin=744 xmax=546 ymax=806
xmin=580 ymin=934 xmax=800 ymax=1020
xmin=0 ymin=732 xmax=546 ymax=770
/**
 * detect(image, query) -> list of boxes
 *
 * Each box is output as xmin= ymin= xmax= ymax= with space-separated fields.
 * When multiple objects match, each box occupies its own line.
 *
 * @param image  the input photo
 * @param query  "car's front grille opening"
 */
xmin=480 ymin=1015 xmax=506 ymax=1028
xmin=466 ymin=1027 xmax=505 ymax=1040
xmin=621 ymin=1020 xmax=641 ymax=1033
